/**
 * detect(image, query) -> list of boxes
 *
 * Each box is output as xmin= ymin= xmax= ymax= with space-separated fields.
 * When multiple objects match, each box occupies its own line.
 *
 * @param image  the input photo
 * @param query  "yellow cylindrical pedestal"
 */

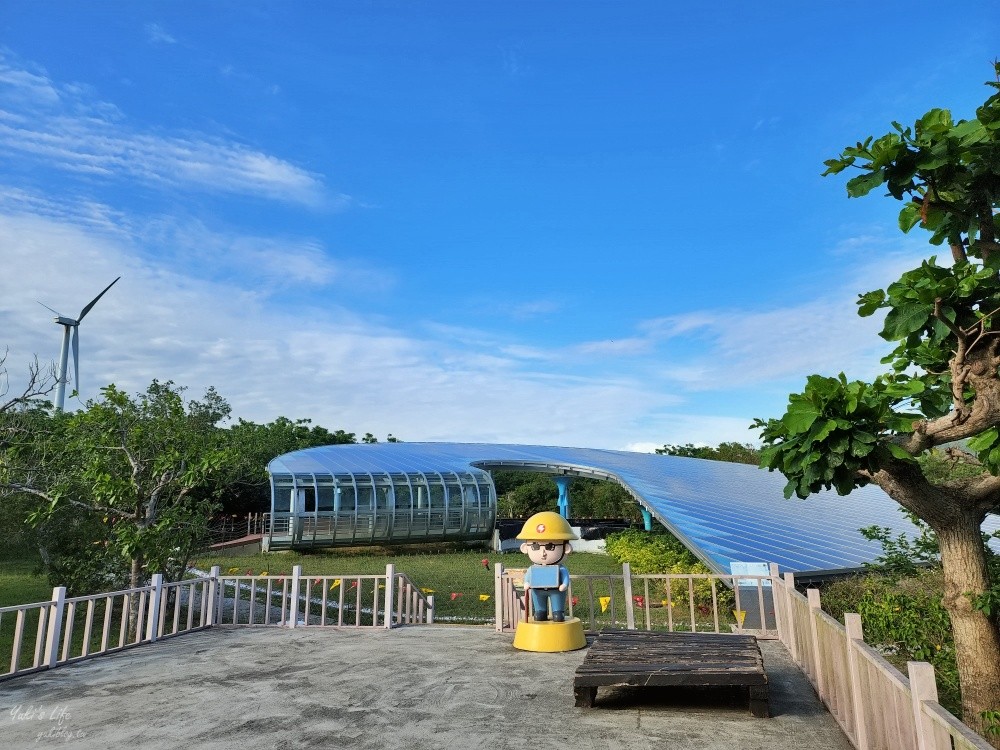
xmin=512 ymin=617 xmax=587 ymax=652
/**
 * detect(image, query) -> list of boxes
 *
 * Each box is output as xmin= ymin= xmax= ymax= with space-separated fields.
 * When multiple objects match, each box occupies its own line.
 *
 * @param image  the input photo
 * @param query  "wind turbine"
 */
xmin=39 ymin=277 xmax=121 ymax=411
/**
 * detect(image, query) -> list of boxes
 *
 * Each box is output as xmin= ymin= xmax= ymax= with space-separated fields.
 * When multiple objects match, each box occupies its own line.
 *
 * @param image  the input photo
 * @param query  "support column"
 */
xmin=554 ymin=476 xmax=572 ymax=519
xmin=640 ymin=508 xmax=652 ymax=531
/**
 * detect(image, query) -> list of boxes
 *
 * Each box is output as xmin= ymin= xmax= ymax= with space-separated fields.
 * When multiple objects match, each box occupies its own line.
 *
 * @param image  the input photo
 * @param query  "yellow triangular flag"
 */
xmin=479 ymin=594 xmax=490 ymax=602
xmin=733 ymin=609 xmax=747 ymax=627
xmin=421 ymin=587 xmax=435 ymax=594
xmin=599 ymin=596 xmax=611 ymax=613
xmin=330 ymin=579 xmax=341 ymax=590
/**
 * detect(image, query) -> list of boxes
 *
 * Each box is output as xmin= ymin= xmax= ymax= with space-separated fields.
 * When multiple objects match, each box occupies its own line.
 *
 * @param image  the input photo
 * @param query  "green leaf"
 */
xmin=808 ymin=419 xmax=837 ymax=442
xmin=887 ymin=443 xmax=914 ymax=460
xmin=968 ymin=427 xmax=999 ymax=453
xmin=850 ymin=441 xmax=876 ymax=458
xmin=821 ymin=156 xmax=855 ymax=175
xmin=898 ymin=203 xmax=922 ymax=233
xmin=782 ymin=400 xmax=822 ymax=434
xmin=857 ymin=290 xmax=886 ymax=317
xmin=917 ymin=108 xmax=953 ymax=135
xmin=782 ymin=479 xmax=797 ymax=500
xmin=882 ymin=303 xmax=932 ymax=339
xmin=846 ymin=170 xmax=886 ymax=198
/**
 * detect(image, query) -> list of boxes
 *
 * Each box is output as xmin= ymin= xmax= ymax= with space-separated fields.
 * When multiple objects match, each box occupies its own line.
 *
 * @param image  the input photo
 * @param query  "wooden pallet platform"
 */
xmin=573 ymin=630 xmax=769 ymax=717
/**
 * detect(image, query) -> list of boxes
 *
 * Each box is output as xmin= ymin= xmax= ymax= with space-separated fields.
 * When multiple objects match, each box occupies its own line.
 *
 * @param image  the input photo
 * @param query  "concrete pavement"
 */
xmin=1 ymin=626 xmax=853 ymax=750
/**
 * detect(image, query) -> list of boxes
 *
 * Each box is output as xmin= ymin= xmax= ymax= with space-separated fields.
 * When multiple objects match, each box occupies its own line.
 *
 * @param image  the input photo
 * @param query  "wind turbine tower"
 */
xmin=40 ymin=277 xmax=121 ymax=411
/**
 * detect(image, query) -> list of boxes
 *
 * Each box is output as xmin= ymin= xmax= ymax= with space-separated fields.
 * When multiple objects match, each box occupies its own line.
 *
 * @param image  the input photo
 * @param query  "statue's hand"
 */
xmin=558 ymin=583 xmax=567 ymax=592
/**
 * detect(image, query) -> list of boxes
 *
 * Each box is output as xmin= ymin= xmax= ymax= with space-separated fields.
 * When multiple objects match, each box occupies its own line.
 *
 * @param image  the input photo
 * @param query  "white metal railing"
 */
xmin=0 ymin=573 xmax=214 ymax=681
xmin=2 ymin=564 xmax=434 ymax=683
xmin=493 ymin=562 xmax=993 ymax=749
xmin=493 ymin=562 xmax=778 ymax=637
xmin=213 ymin=565 xmax=434 ymax=628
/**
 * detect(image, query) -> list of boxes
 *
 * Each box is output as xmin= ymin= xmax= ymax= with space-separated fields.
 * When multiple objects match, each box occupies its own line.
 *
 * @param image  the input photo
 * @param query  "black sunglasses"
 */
xmin=528 ymin=543 xmax=559 ymax=551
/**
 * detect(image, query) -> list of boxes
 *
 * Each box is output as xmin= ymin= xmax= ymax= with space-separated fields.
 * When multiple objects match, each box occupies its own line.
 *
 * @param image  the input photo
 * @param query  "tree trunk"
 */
xmin=936 ymin=518 xmax=1000 ymax=747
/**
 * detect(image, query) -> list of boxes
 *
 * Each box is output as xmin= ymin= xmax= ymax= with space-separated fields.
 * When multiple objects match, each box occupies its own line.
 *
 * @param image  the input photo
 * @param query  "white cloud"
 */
xmin=0 ymin=51 xmax=327 ymax=206
xmin=144 ymin=23 xmax=177 ymax=45
xmin=0 ymin=211 xmax=687 ymax=449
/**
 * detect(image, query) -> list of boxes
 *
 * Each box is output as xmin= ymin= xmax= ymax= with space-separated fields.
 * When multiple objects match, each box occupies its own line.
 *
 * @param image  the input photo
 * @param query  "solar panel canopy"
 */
xmin=268 ymin=442 xmax=1000 ymax=576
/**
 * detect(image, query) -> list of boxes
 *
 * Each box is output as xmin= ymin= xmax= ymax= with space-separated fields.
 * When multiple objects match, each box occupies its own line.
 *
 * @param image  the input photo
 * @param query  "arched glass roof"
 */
xmin=268 ymin=442 xmax=1000 ymax=576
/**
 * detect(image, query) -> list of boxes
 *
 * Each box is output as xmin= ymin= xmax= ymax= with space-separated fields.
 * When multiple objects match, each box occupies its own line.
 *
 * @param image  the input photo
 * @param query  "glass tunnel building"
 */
xmin=266 ymin=442 xmax=1000 ymax=576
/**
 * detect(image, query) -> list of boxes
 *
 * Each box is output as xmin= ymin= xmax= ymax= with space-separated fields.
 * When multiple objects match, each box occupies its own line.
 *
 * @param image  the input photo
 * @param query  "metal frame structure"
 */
xmin=267 ymin=442 xmax=1000 ymax=575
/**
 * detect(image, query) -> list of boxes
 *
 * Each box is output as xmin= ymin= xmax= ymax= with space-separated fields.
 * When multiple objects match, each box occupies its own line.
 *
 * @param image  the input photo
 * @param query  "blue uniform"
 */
xmin=524 ymin=564 xmax=570 ymax=622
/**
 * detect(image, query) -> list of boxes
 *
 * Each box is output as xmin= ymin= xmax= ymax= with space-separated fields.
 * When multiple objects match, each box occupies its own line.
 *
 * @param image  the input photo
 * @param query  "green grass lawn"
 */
xmin=0 ymin=547 xmax=56 ymax=672
xmin=0 ymin=548 xmax=51 ymax=608
xmin=193 ymin=546 xmax=625 ymax=623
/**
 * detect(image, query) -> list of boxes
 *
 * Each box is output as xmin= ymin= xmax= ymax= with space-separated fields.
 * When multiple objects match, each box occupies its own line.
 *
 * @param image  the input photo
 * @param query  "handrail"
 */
xmin=2 ymin=564 xmax=435 ymax=683
xmin=0 ymin=574 xmax=213 ymax=682
xmin=211 ymin=565 xmax=435 ymax=628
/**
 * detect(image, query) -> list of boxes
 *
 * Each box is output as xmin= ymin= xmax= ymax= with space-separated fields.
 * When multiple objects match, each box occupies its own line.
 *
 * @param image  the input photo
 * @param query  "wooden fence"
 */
xmin=494 ymin=562 xmax=993 ymax=750
xmin=772 ymin=572 xmax=992 ymax=750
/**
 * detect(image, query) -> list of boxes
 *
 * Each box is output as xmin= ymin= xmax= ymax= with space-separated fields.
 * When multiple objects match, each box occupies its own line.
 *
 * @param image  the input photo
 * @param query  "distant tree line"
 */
xmin=0 ymin=354 xmax=399 ymax=595
xmin=655 ymin=441 xmax=760 ymax=464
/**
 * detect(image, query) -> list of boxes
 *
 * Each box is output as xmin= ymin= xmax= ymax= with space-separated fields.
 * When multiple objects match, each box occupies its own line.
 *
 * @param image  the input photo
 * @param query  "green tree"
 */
xmin=0 ymin=352 xmax=59 ymax=555
xmin=755 ymin=66 xmax=1000 ymax=738
xmin=656 ymin=442 xmax=761 ymax=464
xmin=11 ymin=381 xmax=229 ymax=593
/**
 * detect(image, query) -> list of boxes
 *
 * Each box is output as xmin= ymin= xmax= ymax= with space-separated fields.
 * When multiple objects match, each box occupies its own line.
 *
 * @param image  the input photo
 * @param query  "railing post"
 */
xmin=384 ymin=564 xmax=395 ymax=629
xmin=207 ymin=565 xmax=220 ymax=627
xmin=768 ymin=563 xmax=784 ymax=641
xmin=494 ymin=563 xmax=504 ymax=633
xmin=908 ymin=661 xmax=938 ymax=750
xmin=426 ymin=595 xmax=435 ymax=625
xmin=845 ymin=613 xmax=870 ymax=750
xmin=807 ymin=588 xmax=825 ymax=699
xmin=289 ymin=565 xmax=302 ymax=628
xmin=622 ymin=563 xmax=635 ymax=630
xmin=43 ymin=586 xmax=66 ymax=668
xmin=783 ymin=572 xmax=798 ymax=662
xmin=146 ymin=574 xmax=164 ymax=642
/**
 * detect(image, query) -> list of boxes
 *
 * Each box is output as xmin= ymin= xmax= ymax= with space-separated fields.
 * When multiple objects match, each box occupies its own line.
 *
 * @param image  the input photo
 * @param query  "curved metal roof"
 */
xmin=268 ymin=442 xmax=1000 ymax=576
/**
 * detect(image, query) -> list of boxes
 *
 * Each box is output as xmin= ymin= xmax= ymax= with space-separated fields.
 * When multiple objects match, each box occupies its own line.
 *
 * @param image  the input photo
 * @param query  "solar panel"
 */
xmin=269 ymin=442 xmax=999 ymax=575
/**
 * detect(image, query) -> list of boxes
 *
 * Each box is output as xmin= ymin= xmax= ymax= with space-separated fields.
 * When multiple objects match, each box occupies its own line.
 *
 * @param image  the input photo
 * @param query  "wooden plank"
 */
xmin=574 ymin=629 xmax=769 ymax=717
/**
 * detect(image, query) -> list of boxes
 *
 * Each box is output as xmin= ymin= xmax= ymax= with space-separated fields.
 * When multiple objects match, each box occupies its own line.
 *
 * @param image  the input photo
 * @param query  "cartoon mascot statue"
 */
xmin=512 ymin=511 xmax=587 ymax=652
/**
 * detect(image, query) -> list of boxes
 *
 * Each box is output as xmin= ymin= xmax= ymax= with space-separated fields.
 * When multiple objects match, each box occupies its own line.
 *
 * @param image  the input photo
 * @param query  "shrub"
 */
xmin=821 ymin=571 xmax=960 ymax=713
xmin=605 ymin=528 xmax=732 ymax=614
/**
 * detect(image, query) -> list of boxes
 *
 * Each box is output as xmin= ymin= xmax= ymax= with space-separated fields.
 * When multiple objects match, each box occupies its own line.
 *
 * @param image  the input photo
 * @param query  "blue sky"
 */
xmin=1 ymin=2 xmax=998 ymax=450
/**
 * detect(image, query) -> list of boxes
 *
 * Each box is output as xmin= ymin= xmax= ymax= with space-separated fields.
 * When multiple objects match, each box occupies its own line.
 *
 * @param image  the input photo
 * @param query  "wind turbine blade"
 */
xmin=37 ymin=301 xmax=62 ymax=317
xmin=77 ymin=276 xmax=121 ymax=322
xmin=72 ymin=326 xmax=80 ymax=396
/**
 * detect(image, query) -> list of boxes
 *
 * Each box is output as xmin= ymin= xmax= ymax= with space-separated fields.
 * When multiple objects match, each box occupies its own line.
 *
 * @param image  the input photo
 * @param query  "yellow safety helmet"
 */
xmin=516 ymin=511 xmax=578 ymax=541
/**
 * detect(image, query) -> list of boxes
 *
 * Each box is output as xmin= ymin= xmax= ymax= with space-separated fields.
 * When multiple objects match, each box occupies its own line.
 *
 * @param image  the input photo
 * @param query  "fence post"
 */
xmin=207 ymin=565 xmax=220 ymax=627
xmin=845 ymin=613 xmax=870 ymax=750
xmin=426 ymin=595 xmax=435 ymax=625
xmin=783 ymin=572 xmax=798 ymax=662
xmin=289 ymin=565 xmax=302 ymax=628
xmin=908 ymin=661 xmax=938 ymax=750
xmin=807 ymin=588 xmax=825 ymax=699
xmin=146 ymin=574 xmax=164 ymax=642
xmin=384 ymin=564 xmax=395 ymax=629
xmin=494 ymin=563 xmax=504 ymax=633
xmin=43 ymin=586 xmax=66 ymax=668
xmin=622 ymin=563 xmax=635 ymax=630
xmin=768 ymin=563 xmax=784 ymax=641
